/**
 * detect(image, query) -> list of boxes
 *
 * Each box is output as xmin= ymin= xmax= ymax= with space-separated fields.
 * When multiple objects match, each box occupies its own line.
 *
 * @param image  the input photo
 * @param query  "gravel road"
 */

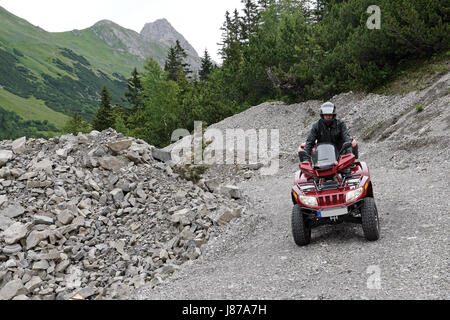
xmin=131 ymin=72 xmax=449 ymax=300
xmin=131 ymin=148 xmax=449 ymax=299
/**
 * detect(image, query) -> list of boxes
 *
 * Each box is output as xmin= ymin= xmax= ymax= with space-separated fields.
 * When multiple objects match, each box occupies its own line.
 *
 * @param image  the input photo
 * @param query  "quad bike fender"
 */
xmin=364 ymin=180 xmax=374 ymax=198
xmin=294 ymin=170 xmax=301 ymax=184
xmin=359 ymin=161 xmax=370 ymax=176
xmin=358 ymin=175 xmax=374 ymax=199
xmin=291 ymin=184 xmax=302 ymax=205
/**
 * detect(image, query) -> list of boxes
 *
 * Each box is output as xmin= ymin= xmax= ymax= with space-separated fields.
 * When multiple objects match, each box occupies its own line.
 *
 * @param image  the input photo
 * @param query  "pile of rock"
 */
xmin=0 ymin=129 xmax=246 ymax=300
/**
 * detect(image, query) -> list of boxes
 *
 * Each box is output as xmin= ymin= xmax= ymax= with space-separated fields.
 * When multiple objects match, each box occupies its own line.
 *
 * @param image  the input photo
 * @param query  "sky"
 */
xmin=0 ymin=0 xmax=245 ymax=62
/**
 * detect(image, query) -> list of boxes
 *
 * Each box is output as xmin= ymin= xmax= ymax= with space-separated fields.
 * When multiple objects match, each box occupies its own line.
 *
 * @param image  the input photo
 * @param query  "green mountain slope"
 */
xmin=0 ymin=5 xmax=200 ymax=138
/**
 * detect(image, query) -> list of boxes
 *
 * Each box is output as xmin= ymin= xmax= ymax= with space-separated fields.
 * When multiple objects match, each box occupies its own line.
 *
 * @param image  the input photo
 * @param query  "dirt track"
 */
xmin=132 ymin=142 xmax=449 ymax=299
xmin=131 ymin=72 xmax=450 ymax=300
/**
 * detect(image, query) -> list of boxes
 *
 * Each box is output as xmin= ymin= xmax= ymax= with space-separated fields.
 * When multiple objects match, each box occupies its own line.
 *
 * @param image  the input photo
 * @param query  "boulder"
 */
xmin=99 ymin=156 xmax=129 ymax=171
xmin=152 ymin=147 xmax=172 ymax=163
xmin=0 ymin=279 xmax=27 ymax=300
xmin=0 ymin=150 xmax=13 ymax=167
xmin=26 ymin=230 xmax=48 ymax=250
xmin=110 ymin=188 xmax=124 ymax=203
xmin=25 ymin=276 xmax=43 ymax=292
xmin=32 ymin=159 xmax=53 ymax=174
xmin=12 ymin=137 xmax=26 ymax=154
xmin=126 ymin=150 xmax=141 ymax=163
xmin=3 ymin=222 xmax=29 ymax=244
xmin=0 ymin=215 xmax=13 ymax=231
xmin=33 ymin=215 xmax=54 ymax=225
xmin=221 ymin=185 xmax=242 ymax=199
xmin=77 ymin=133 xmax=89 ymax=144
xmin=56 ymin=148 xmax=68 ymax=158
xmin=2 ymin=244 xmax=22 ymax=254
xmin=57 ymin=210 xmax=74 ymax=225
xmin=107 ymin=139 xmax=133 ymax=153
xmin=209 ymin=206 xmax=242 ymax=226
xmin=32 ymin=260 xmax=50 ymax=271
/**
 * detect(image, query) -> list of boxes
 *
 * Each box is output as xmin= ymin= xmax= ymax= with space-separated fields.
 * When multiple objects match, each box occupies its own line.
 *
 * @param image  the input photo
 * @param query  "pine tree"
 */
xmin=218 ymin=11 xmax=233 ymax=60
xmin=199 ymin=49 xmax=214 ymax=81
xmin=123 ymin=67 xmax=144 ymax=111
xmin=164 ymin=40 xmax=192 ymax=81
xmin=218 ymin=10 xmax=243 ymax=62
xmin=174 ymin=40 xmax=192 ymax=77
xmin=241 ymin=0 xmax=260 ymax=42
xmin=231 ymin=9 xmax=242 ymax=42
xmin=92 ymin=86 xmax=114 ymax=131
xmin=164 ymin=47 xmax=179 ymax=81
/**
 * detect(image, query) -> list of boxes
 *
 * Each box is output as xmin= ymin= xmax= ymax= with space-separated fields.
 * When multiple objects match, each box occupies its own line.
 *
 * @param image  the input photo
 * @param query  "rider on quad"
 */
xmin=292 ymin=102 xmax=380 ymax=246
xmin=303 ymin=102 xmax=353 ymax=160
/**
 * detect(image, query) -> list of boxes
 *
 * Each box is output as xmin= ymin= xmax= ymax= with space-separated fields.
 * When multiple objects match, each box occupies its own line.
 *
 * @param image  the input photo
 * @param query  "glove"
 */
xmin=298 ymin=151 xmax=311 ymax=162
xmin=343 ymin=148 xmax=352 ymax=155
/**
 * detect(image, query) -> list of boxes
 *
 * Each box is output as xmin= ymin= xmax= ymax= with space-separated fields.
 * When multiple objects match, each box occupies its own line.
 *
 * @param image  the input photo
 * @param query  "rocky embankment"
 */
xmin=0 ymin=129 xmax=249 ymax=300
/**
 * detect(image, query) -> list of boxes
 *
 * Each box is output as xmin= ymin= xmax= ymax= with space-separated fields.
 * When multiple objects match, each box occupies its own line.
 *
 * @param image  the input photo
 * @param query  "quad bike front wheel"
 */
xmin=361 ymin=197 xmax=380 ymax=241
xmin=292 ymin=204 xmax=311 ymax=246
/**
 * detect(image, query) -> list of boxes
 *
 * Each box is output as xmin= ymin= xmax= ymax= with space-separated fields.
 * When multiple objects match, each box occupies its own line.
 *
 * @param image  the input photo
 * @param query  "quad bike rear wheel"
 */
xmin=292 ymin=204 xmax=311 ymax=246
xmin=361 ymin=197 xmax=380 ymax=241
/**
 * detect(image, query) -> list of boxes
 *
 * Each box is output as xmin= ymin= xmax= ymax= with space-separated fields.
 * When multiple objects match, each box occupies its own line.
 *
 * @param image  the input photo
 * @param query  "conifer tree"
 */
xmin=199 ymin=49 xmax=214 ymax=81
xmin=174 ymin=40 xmax=192 ymax=77
xmin=164 ymin=40 xmax=192 ymax=81
xmin=124 ymin=67 xmax=144 ymax=111
xmin=164 ymin=47 xmax=178 ymax=81
xmin=241 ymin=0 xmax=260 ymax=42
xmin=92 ymin=86 xmax=114 ymax=131
xmin=218 ymin=11 xmax=233 ymax=61
xmin=219 ymin=10 xmax=243 ymax=63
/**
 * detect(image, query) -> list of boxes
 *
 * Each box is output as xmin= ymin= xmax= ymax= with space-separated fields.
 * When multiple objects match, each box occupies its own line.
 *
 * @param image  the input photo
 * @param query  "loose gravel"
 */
xmin=131 ymin=72 xmax=449 ymax=300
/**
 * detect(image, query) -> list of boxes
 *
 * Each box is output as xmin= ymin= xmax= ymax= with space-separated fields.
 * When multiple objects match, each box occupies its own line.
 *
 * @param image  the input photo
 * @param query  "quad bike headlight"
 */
xmin=346 ymin=187 xmax=363 ymax=202
xmin=299 ymin=195 xmax=318 ymax=207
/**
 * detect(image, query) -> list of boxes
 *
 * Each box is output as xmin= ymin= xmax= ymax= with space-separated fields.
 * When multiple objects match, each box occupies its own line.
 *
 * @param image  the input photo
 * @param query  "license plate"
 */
xmin=318 ymin=207 xmax=348 ymax=218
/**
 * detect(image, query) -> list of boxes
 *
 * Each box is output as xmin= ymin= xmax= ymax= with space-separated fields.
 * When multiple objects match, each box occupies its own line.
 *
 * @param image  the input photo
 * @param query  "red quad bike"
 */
xmin=291 ymin=139 xmax=380 ymax=246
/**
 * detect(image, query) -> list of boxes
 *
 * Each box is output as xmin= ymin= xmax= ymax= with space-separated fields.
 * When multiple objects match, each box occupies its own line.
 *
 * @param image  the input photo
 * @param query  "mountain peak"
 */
xmin=151 ymin=18 xmax=170 ymax=24
xmin=140 ymin=19 xmax=198 ymax=56
xmin=91 ymin=19 xmax=125 ymax=30
xmin=93 ymin=19 xmax=114 ymax=26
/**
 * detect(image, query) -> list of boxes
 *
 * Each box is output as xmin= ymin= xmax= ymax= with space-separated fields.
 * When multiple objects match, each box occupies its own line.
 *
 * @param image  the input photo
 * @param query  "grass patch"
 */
xmin=0 ymin=88 xmax=69 ymax=129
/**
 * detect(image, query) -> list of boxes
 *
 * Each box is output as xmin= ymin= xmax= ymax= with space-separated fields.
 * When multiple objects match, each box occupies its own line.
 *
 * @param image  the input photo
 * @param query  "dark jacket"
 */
xmin=304 ymin=118 xmax=352 ymax=156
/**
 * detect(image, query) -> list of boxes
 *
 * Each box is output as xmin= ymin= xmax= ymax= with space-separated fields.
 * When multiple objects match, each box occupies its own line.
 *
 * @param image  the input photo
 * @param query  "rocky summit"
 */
xmin=0 ymin=129 xmax=248 ymax=300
